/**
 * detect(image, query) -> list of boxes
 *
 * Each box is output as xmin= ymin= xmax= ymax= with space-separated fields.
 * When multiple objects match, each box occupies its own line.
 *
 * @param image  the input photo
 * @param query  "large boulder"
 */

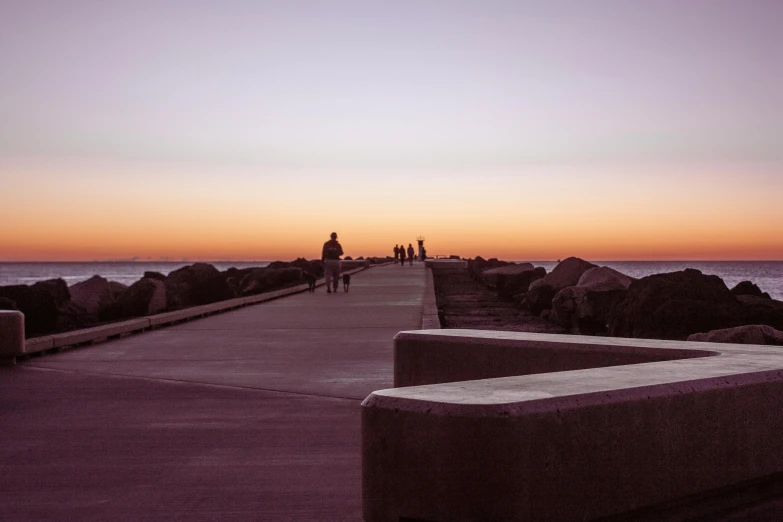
xmin=109 ymin=281 xmax=128 ymax=299
xmin=576 ymin=266 xmax=634 ymax=291
xmin=143 ymin=271 xmax=167 ymax=281
xmin=0 ymin=279 xmax=88 ymax=336
xmin=521 ymin=257 xmax=597 ymax=314
xmin=688 ymin=325 xmax=783 ymax=345
xmin=540 ymin=257 xmax=598 ymax=290
xmin=522 ymin=282 xmax=559 ymax=315
xmin=550 ymin=267 xmax=633 ymax=335
xmin=164 ymin=263 xmax=236 ymax=309
xmin=481 ymin=263 xmax=534 ymax=287
xmin=608 ymin=269 xmax=741 ymax=340
xmin=239 ymin=267 xmax=303 ymax=296
xmin=69 ymin=275 xmax=116 ymax=318
xmin=267 ymin=258 xmax=323 ymax=278
xmin=115 ymin=278 xmax=167 ymax=317
xmin=733 ymin=295 xmax=783 ymax=331
xmin=731 ymin=281 xmax=771 ymax=299
xmin=497 ymin=267 xmax=547 ymax=300
xmin=223 ymin=267 xmax=262 ymax=295
xmin=468 ymin=257 xmax=510 ymax=279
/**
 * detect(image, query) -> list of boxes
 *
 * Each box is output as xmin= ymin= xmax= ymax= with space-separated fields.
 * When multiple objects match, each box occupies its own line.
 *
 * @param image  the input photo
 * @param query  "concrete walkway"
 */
xmin=0 ymin=262 xmax=427 ymax=521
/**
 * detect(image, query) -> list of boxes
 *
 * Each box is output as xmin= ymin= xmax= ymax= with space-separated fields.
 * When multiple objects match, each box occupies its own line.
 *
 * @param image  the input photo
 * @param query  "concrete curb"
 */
xmin=21 ymin=265 xmax=372 ymax=358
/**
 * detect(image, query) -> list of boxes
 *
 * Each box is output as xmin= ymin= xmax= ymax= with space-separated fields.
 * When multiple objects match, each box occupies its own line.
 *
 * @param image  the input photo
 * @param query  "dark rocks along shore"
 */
xmin=0 ymin=258 xmax=387 ymax=338
xmin=436 ymin=256 xmax=783 ymax=344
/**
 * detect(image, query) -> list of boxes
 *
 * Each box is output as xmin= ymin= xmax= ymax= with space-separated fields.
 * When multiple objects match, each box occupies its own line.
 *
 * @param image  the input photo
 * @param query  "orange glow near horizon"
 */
xmin=2 ymin=159 xmax=781 ymax=262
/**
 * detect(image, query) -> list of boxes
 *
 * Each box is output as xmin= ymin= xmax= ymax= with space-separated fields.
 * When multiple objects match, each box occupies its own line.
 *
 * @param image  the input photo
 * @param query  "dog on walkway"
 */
xmin=342 ymin=273 xmax=351 ymax=292
xmin=303 ymin=272 xmax=317 ymax=293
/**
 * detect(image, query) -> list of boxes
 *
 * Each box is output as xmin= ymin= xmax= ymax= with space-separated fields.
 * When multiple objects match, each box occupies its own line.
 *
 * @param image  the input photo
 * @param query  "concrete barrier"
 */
xmin=363 ymin=330 xmax=783 ymax=521
xmin=424 ymin=258 xmax=467 ymax=270
xmin=420 ymin=268 xmax=440 ymax=330
xmin=25 ymin=335 xmax=55 ymax=354
xmin=0 ymin=310 xmax=24 ymax=364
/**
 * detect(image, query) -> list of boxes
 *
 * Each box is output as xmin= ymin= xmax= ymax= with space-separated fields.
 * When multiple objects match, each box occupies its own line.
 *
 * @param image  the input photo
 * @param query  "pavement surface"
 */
xmin=0 ymin=262 xmax=427 ymax=521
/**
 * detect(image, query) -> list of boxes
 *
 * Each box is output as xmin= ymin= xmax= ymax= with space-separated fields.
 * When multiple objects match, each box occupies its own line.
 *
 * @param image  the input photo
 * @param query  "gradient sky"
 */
xmin=1 ymin=0 xmax=781 ymax=261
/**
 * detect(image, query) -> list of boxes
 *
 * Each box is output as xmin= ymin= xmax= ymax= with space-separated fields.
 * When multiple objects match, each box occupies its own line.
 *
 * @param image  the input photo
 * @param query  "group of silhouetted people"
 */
xmin=393 ymin=243 xmax=418 ymax=266
xmin=318 ymin=232 xmax=424 ymax=295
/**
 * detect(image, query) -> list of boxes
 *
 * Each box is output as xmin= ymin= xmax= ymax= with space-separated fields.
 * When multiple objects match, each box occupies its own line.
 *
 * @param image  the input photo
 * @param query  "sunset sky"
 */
xmin=1 ymin=0 xmax=781 ymax=261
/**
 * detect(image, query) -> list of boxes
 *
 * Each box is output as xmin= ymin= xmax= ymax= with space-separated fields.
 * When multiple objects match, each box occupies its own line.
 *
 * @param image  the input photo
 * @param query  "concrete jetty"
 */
xmin=0 ymin=263 xmax=427 ymax=520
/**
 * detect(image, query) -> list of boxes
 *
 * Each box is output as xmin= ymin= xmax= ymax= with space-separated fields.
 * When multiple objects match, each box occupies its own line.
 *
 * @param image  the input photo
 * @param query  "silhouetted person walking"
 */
xmin=393 ymin=245 xmax=400 ymax=264
xmin=407 ymin=244 xmax=414 ymax=266
xmin=399 ymin=242 xmax=406 ymax=266
xmin=322 ymin=232 xmax=343 ymax=293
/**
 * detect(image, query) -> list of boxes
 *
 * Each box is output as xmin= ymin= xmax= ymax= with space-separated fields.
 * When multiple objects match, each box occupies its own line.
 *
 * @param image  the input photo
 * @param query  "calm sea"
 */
xmin=0 ymin=260 xmax=781 ymax=300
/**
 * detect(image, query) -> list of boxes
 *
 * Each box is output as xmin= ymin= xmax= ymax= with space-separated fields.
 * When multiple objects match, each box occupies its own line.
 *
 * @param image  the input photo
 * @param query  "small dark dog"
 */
xmin=342 ymin=273 xmax=351 ymax=292
xmin=303 ymin=272 xmax=317 ymax=292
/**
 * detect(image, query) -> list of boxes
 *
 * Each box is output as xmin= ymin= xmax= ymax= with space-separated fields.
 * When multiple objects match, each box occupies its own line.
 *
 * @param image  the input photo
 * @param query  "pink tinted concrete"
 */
xmin=364 ymin=330 xmax=783 ymax=521
xmin=1 ymin=263 xmax=428 ymax=520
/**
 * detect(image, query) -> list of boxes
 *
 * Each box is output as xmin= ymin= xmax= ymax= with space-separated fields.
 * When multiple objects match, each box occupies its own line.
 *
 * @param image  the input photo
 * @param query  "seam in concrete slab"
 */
xmin=22 ymin=365 xmax=365 ymax=402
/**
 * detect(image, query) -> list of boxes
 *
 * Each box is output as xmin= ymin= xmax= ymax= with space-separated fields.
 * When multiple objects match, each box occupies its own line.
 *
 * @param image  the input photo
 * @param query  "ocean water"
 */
xmin=0 ymin=260 xmax=781 ymax=300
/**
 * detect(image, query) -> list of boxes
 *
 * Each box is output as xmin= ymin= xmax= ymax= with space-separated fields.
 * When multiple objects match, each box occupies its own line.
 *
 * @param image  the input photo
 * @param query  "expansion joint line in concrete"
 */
xmin=22 ymin=364 xmax=363 ymax=402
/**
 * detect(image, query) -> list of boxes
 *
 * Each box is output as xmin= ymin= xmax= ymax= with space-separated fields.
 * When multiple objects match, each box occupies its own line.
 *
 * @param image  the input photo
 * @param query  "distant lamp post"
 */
xmin=417 ymin=235 xmax=425 ymax=261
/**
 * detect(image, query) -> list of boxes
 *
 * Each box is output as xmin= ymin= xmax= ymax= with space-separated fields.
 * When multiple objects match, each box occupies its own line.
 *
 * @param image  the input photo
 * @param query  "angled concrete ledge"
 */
xmin=363 ymin=330 xmax=783 ymax=521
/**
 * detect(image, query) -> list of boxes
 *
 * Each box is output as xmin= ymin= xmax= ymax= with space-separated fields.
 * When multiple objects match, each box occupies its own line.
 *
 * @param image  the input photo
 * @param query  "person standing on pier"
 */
xmin=322 ymin=232 xmax=344 ymax=293
xmin=399 ymin=243 xmax=406 ymax=266
xmin=407 ymin=244 xmax=414 ymax=266
xmin=393 ymin=245 xmax=400 ymax=264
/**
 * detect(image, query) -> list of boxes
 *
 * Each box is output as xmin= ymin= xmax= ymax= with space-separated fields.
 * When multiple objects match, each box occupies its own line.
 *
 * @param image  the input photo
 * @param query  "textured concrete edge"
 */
xmin=21 ymin=265 xmax=373 ymax=357
xmin=420 ymin=268 xmax=441 ymax=330
xmin=363 ymin=330 xmax=783 ymax=521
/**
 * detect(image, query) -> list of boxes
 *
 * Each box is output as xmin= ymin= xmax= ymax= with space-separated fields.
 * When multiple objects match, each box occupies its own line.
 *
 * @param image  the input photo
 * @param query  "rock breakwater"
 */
xmin=0 ymin=257 xmax=386 ymax=338
xmin=434 ymin=256 xmax=783 ymax=344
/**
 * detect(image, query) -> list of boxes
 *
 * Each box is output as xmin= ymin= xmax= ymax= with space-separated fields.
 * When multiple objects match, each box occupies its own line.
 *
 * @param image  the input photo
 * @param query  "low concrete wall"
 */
xmin=363 ymin=330 xmax=783 ymax=521
xmin=0 ymin=310 xmax=24 ymax=365
xmin=424 ymin=258 xmax=467 ymax=270
xmin=19 ymin=266 xmax=370 ymax=358
xmin=341 ymin=259 xmax=370 ymax=269
xmin=420 ymin=268 xmax=440 ymax=330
